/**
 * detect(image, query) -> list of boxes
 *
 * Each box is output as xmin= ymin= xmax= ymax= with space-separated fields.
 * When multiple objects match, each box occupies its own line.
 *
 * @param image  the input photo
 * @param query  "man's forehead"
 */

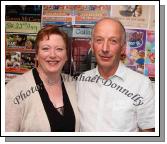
xmin=95 ymin=19 xmax=121 ymax=27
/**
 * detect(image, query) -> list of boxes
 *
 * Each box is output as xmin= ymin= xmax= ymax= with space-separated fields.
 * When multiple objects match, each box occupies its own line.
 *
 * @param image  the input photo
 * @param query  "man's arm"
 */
xmin=139 ymin=128 xmax=155 ymax=132
xmin=137 ymin=78 xmax=155 ymax=133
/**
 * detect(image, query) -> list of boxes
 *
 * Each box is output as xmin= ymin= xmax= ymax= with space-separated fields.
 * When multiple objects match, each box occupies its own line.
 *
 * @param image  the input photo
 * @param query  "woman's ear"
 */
xmin=35 ymin=55 xmax=38 ymax=67
xmin=64 ymin=53 xmax=68 ymax=63
xmin=35 ymin=55 xmax=38 ymax=61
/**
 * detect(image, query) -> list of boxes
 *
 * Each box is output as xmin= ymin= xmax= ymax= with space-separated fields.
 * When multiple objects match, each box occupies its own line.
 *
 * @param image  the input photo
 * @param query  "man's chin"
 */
xmin=98 ymin=63 xmax=113 ymax=70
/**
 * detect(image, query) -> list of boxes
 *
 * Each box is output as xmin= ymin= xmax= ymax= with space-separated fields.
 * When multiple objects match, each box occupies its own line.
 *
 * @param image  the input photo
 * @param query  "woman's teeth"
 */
xmin=48 ymin=61 xmax=59 ymax=64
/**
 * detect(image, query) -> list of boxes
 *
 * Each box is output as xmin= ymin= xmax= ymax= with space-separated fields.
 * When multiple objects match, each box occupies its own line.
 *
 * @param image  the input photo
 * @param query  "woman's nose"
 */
xmin=49 ymin=48 xmax=57 ymax=57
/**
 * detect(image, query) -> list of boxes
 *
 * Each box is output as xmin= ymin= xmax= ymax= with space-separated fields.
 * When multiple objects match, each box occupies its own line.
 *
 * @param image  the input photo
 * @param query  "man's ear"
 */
xmin=120 ymin=43 xmax=127 ymax=61
xmin=121 ymin=42 xmax=126 ymax=55
xmin=91 ymin=47 xmax=94 ymax=55
xmin=90 ymin=40 xmax=94 ymax=54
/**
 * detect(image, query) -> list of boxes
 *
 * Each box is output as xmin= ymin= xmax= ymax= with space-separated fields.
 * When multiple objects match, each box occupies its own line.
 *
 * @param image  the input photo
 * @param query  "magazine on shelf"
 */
xmin=5 ymin=51 xmax=36 ymax=74
xmin=5 ymin=5 xmax=42 ymax=22
xmin=6 ymin=33 xmax=36 ymax=50
xmin=122 ymin=29 xmax=146 ymax=75
xmin=74 ymin=5 xmax=111 ymax=25
xmin=111 ymin=5 xmax=151 ymax=29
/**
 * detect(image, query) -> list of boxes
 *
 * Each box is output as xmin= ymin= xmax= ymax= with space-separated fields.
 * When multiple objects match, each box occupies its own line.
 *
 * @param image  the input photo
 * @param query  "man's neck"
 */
xmin=98 ymin=65 xmax=119 ymax=80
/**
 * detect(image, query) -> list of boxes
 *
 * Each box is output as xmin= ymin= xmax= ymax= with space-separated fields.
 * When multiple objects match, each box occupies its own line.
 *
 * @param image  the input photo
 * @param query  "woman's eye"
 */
xmin=42 ymin=47 xmax=49 ymax=51
xmin=56 ymin=48 xmax=64 ymax=51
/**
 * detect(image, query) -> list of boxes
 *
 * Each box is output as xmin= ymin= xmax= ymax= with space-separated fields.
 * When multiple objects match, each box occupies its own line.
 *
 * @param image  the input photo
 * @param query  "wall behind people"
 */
xmin=5 ymin=5 xmax=155 ymax=83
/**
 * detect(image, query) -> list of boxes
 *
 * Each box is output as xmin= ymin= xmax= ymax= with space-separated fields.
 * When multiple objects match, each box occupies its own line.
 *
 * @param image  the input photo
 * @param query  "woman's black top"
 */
xmin=32 ymin=68 xmax=75 ymax=132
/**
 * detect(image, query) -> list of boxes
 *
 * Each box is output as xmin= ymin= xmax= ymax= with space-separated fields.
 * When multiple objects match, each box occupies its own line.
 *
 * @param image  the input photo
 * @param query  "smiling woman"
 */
xmin=5 ymin=25 xmax=80 ymax=132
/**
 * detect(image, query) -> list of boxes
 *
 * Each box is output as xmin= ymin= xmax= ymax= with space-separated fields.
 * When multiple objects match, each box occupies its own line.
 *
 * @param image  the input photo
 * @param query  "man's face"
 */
xmin=92 ymin=20 xmax=126 ymax=72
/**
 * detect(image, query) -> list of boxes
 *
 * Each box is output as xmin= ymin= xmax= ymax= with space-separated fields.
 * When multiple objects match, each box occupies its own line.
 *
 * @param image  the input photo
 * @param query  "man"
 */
xmin=77 ymin=18 xmax=155 ymax=132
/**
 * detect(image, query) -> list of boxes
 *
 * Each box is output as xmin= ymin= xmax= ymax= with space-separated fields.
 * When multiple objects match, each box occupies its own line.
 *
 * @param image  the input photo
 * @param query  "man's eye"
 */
xmin=95 ymin=38 xmax=103 ymax=43
xmin=110 ymin=39 xmax=118 ymax=44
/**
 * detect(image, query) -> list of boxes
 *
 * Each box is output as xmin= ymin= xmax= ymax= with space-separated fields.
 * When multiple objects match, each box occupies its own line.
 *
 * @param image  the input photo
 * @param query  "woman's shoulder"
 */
xmin=61 ymin=73 xmax=76 ymax=83
xmin=6 ymin=70 xmax=33 ymax=88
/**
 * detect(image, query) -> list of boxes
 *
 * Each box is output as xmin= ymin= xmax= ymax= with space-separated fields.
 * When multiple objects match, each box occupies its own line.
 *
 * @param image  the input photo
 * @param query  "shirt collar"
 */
xmin=94 ymin=61 xmax=126 ymax=81
xmin=114 ymin=62 xmax=126 ymax=81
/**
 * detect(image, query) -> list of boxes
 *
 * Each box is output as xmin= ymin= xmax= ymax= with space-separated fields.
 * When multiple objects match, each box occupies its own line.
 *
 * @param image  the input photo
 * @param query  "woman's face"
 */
xmin=36 ymin=34 xmax=67 ymax=74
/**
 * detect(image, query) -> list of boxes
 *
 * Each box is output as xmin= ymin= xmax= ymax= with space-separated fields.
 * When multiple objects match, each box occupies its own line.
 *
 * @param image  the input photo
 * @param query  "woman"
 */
xmin=5 ymin=25 xmax=79 ymax=132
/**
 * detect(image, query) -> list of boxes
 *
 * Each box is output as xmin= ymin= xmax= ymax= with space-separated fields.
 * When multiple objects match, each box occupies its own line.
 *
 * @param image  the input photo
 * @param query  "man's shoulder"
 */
xmin=123 ymin=65 xmax=151 ymax=83
xmin=79 ymin=68 xmax=96 ymax=77
xmin=76 ymin=69 xmax=97 ymax=84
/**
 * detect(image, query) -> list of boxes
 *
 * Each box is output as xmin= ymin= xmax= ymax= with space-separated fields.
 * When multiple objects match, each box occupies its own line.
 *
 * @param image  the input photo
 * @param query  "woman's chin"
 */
xmin=45 ymin=67 xmax=60 ymax=74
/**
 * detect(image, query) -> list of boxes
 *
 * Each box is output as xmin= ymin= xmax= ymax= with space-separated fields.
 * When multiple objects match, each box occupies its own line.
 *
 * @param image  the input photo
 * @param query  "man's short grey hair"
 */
xmin=92 ymin=17 xmax=126 ymax=45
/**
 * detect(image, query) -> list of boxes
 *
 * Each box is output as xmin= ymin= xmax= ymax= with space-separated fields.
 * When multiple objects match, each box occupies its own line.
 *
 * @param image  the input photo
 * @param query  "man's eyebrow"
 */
xmin=93 ymin=36 xmax=103 ymax=37
xmin=94 ymin=36 xmax=120 ymax=39
xmin=110 ymin=37 xmax=122 ymax=41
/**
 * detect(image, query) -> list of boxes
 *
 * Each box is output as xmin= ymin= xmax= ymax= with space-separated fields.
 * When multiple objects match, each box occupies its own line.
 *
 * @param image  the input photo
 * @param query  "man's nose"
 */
xmin=102 ymin=40 xmax=110 ymax=53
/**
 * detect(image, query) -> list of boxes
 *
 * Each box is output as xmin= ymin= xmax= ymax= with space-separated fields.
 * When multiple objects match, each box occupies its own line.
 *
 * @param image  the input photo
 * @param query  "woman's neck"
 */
xmin=37 ymin=67 xmax=61 ymax=86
